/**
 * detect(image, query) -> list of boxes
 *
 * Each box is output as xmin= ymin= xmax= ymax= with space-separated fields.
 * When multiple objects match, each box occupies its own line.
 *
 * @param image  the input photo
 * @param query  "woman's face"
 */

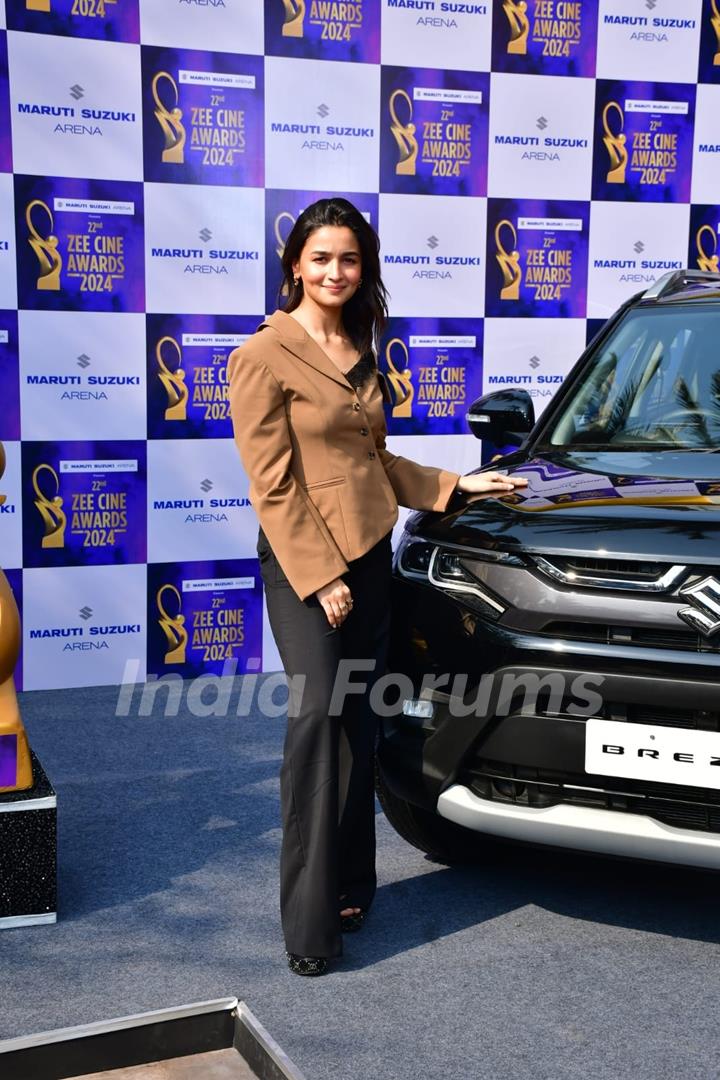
xmin=292 ymin=225 xmax=362 ymax=310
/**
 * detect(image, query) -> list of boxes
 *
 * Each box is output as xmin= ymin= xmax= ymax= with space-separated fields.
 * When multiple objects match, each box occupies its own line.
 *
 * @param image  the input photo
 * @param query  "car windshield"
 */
xmin=545 ymin=304 xmax=720 ymax=451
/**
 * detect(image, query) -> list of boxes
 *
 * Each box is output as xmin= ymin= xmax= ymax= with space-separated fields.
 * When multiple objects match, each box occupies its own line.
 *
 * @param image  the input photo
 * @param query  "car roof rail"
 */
xmin=643 ymin=268 xmax=720 ymax=300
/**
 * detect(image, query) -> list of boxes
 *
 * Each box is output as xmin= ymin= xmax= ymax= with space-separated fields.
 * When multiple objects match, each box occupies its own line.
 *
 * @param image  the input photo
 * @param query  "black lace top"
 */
xmin=342 ymin=351 xmax=376 ymax=391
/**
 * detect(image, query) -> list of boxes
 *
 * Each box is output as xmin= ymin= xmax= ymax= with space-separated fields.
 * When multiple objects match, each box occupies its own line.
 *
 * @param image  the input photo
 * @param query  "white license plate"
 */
xmin=585 ymin=718 xmax=720 ymax=790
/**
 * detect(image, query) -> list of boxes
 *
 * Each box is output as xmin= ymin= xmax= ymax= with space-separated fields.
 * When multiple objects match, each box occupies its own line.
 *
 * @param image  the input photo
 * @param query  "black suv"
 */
xmin=376 ymin=270 xmax=720 ymax=870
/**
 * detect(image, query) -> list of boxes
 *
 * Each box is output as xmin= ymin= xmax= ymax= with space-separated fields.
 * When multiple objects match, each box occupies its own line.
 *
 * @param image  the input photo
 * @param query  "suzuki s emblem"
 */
xmin=678 ymin=576 xmax=720 ymax=638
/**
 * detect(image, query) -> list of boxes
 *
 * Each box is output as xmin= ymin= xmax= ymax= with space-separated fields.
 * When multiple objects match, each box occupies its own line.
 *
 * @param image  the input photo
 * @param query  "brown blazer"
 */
xmin=227 ymin=309 xmax=461 ymax=601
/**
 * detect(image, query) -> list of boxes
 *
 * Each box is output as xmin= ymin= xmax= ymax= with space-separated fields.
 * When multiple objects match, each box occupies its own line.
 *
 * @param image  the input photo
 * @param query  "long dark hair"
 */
xmin=279 ymin=197 xmax=388 ymax=357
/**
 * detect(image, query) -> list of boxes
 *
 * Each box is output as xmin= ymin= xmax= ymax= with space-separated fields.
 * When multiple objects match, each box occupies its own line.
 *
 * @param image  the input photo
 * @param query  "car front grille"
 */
xmin=540 ymin=621 xmax=719 ymax=653
xmin=459 ymin=701 xmax=720 ymax=834
xmin=462 ymin=761 xmax=720 ymax=834
xmin=541 ymin=555 xmax=672 ymax=580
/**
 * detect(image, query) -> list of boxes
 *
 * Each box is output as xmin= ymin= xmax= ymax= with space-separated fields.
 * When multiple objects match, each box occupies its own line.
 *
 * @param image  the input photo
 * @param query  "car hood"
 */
xmin=411 ymin=451 xmax=720 ymax=564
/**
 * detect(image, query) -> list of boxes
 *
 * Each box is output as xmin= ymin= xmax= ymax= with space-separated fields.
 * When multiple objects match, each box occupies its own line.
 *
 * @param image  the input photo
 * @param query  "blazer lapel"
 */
xmin=264 ymin=310 xmax=351 ymax=390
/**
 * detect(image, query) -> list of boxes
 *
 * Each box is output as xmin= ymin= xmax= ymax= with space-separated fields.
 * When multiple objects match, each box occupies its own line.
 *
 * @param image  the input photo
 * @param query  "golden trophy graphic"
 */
xmin=152 ymin=72 xmax=186 ymax=165
xmin=0 ymin=444 xmax=33 ymax=795
xmin=389 ymin=90 xmax=418 ymax=177
xmin=282 ymin=0 xmax=305 ymax=37
xmin=696 ymin=225 xmax=720 ymax=273
xmin=155 ymin=336 xmax=188 ymax=421
xmin=26 ymin=200 xmax=62 ymax=292
xmin=495 ymin=220 xmax=522 ymax=301
xmin=274 ymin=211 xmax=296 ymax=260
xmin=157 ymin=584 xmax=187 ymax=665
xmin=712 ymin=0 xmax=720 ymax=65
xmin=602 ymin=101 xmax=628 ymax=184
xmin=384 ymin=339 xmax=414 ymax=418
xmin=503 ymin=0 xmax=529 ymax=55
xmin=32 ymin=463 xmax=66 ymax=550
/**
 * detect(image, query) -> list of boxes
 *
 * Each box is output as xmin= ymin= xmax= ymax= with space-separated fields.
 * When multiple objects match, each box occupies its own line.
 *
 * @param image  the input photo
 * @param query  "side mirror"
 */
xmin=466 ymin=389 xmax=535 ymax=444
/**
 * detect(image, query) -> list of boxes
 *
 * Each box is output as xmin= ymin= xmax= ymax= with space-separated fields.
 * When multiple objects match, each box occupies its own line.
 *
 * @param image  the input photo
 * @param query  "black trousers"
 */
xmin=258 ymin=526 xmax=392 ymax=959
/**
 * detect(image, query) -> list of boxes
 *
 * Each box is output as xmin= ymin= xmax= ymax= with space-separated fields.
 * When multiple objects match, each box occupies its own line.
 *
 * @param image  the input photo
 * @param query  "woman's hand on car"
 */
xmin=455 ymin=471 xmax=528 ymax=498
xmin=315 ymin=578 xmax=353 ymax=629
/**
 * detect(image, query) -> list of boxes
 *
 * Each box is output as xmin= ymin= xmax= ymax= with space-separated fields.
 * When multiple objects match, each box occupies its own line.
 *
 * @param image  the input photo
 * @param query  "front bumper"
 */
xmin=437 ymin=784 xmax=720 ymax=871
xmin=380 ymin=571 xmax=720 ymax=861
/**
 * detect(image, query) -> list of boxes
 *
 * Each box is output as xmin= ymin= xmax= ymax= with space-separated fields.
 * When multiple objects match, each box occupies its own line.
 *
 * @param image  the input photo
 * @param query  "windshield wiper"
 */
xmin=539 ymin=442 xmax=699 ymax=452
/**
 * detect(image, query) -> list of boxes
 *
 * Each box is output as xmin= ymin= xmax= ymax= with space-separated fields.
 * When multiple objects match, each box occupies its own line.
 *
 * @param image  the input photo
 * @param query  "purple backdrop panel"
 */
xmin=379 ymin=318 xmax=484 ymax=437
xmin=265 ymin=0 xmax=380 ymax=63
xmin=0 ymin=33 xmax=12 ymax=173
xmin=492 ymin=0 xmax=598 ymax=78
xmin=147 ymin=559 xmax=263 ymax=679
xmin=591 ymin=80 xmax=696 ymax=203
xmin=486 ymin=198 xmax=589 ymax=318
xmin=380 ymin=67 xmax=489 ymax=197
xmin=22 ymin=440 xmax=147 ymax=568
xmin=0 ymin=733 xmax=17 ymax=788
xmin=141 ymin=48 xmax=264 ymax=187
xmin=6 ymin=0 xmax=140 ymax=41
xmin=147 ymin=314 xmax=261 ymax=440
xmin=14 ymin=175 xmax=145 ymax=312
xmin=0 ymin=311 xmax=20 ymax=442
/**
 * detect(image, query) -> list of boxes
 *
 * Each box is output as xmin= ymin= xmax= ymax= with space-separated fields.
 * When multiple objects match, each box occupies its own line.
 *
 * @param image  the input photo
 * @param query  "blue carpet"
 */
xmin=1 ymin=677 xmax=720 ymax=1080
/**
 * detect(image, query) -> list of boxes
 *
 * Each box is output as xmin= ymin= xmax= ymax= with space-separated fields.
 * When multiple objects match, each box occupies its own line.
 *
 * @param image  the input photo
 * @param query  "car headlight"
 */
xmin=396 ymin=536 xmax=508 ymax=621
xmin=396 ymin=538 xmax=435 ymax=580
xmin=428 ymin=549 xmax=506 ymax=620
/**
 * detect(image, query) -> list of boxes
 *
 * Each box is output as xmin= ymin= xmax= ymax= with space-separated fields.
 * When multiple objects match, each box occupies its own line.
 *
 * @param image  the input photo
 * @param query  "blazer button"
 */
xmin=360 ymin=426 xmax=369 ymax=436
xmin=352 ymin=402 xmax=361 ymax=411
xmin=368 ymin=451 xmax=376 ymax=460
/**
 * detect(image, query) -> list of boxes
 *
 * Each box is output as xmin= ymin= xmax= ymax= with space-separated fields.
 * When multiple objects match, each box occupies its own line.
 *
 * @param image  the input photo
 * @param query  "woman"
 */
xmin=227 ymin=198 xmax=526 ymax=976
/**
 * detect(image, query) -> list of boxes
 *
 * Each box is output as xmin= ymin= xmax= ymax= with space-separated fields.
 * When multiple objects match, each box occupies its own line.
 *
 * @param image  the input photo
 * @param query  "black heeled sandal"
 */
xmin=340 ymin=910 xmax=366 ymax=932
xmin=286 ymin=952 xmax=329 ymax=976
xmin=339 ymin=894 xmax=366 ymax=932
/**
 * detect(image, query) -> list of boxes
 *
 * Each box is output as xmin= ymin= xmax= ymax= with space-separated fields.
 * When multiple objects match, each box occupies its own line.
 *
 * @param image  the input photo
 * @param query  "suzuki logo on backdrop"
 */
xmin=150 ymin=231 xmax=259 ymax=276
xmin=678 ymin=577 xmax=720 ymax=639
xmin=593 ymin=239 xmax=682 ymax=277
xmin=18 ymin=79 xmax=137 ymax=137
xmin=602 ymin=10 xmax=696 ymax=31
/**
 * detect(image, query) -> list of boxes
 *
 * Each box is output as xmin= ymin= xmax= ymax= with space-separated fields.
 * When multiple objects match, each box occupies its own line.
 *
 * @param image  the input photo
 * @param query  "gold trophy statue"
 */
xmin=495 ymin=220 xmax=523 ymax=301
xmin=0 ymin=443 xmax=33 ymax=794
xmin=384 ymin=338 xmax=414 ymax=418
xmin=389 ymin=90 xmax=418 ymax=177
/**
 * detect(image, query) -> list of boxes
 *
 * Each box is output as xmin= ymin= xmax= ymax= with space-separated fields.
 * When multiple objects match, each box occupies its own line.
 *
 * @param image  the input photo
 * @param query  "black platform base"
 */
xmin=0 ymin=750 xmax=57 ymax=928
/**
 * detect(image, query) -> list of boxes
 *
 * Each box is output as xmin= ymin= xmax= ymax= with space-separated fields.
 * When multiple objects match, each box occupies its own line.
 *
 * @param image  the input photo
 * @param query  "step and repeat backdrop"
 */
xmin=0 ymin=0 xmax=718 ymax=689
